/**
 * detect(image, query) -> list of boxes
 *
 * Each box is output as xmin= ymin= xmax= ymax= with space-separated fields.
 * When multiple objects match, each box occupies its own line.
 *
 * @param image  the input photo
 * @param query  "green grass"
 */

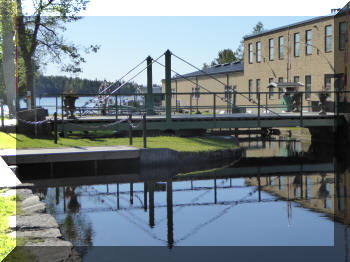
xmin=0 ymin=190 xmax=16 ymax=261
xmin=0 ymin=132 xmax=238 ymax=152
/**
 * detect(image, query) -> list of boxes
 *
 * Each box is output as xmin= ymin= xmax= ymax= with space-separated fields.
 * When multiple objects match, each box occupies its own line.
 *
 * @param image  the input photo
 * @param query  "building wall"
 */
xmin=162 ymin=71 xmax=245 ymax=113
xmin=244 ymin=16 xmax=336 ymax=105
xmin=162 ymin=14 xmax=349 ymax=113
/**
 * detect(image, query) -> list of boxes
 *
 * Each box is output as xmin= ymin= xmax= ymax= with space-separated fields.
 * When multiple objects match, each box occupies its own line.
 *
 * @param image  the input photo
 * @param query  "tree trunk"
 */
xmin=23 ymin=57 xmax=35 ymax=109
xmin=1 ymin=0 xmax=16 ymax=117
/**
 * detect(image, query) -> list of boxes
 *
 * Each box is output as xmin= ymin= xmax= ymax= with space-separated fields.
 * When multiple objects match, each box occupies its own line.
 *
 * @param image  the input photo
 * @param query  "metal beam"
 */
xmin=146 ymin=56 xmax=154 ymax=115
xmin=165 ymin=50 xmax=172 ymax=122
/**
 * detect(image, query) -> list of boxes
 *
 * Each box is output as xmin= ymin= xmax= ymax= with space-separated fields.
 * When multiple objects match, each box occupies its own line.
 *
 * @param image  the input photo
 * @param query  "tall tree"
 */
xmin=212 ymin=49 xmax=238 ymax=65
xmin=1 ymin=0 xmax=16 ymax=116
xmin=234 ymin=21 xmax=265 ymax=60
xmin=16 ymin=0 xmax=99 ymax=108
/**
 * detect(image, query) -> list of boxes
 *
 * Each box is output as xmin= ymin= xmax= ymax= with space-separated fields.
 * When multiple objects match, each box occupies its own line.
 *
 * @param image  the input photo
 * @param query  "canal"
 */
xmin=24 ymin=128 xmax=350 ymax=261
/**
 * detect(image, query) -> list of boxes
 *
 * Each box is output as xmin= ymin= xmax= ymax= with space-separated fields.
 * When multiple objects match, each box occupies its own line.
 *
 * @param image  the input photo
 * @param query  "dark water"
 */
xmin=27 ymin=131 xmax=350 ymax=260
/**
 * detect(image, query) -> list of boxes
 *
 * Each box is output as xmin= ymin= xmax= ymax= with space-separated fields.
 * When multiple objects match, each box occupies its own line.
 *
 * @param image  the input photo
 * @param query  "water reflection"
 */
xmin=29 ymin=134 xmax=350 ymax=255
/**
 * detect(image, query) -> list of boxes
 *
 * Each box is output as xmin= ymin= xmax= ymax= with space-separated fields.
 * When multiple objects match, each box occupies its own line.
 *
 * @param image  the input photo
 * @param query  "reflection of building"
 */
xmin=163 ymin=6 xmax=349 ymax=113
xmin=245 ymin=171 xmax=350 ymax=224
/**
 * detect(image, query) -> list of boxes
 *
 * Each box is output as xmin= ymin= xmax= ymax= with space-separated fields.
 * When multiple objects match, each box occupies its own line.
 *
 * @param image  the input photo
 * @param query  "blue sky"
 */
xmin=36 ymin=0 xmax=347 ymax=86
xmin=43 ymin=16 xmax=317 ymax=85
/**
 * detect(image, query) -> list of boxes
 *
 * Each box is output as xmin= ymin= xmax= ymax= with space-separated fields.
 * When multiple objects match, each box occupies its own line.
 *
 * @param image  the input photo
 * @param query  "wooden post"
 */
xmin=129 ymin=114 xmax=133 ymax=145
xmin=143 ymin=114 xmax=147 ymax=148
xmin=165 ymin=50 xmax=172 ymax=122
xmin=54 ymin=112 xmax=58 ymax=144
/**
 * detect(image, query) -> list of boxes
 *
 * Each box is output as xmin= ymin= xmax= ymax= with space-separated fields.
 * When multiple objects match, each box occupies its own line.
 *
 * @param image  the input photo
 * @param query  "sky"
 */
xmin=30 ymin=0 xmax=348 ymax=86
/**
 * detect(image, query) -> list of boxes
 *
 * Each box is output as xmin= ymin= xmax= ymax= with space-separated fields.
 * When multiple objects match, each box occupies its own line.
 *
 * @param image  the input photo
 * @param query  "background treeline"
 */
xmin=36 ymin=75 xmax=147 ymax=95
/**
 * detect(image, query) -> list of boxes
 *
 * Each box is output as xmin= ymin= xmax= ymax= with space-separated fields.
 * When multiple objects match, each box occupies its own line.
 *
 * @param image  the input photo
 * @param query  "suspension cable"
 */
xmin=154 ymin=60 xmax=226 ymax=101
xmin=99 ymin=58 xmax=147 ymax=94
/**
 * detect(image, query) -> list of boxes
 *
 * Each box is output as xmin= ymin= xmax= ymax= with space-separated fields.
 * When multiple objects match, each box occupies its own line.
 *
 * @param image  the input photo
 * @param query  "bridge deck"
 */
xmin=57 ymin=112 xmax=338 ymax=132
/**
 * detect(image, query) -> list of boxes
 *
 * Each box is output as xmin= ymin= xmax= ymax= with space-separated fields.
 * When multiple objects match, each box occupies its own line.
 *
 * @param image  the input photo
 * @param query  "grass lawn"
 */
xmin=0 ymin=190 xmax=16 ymax=261
xmin=0 ymin=132 xmax=238 ymax=152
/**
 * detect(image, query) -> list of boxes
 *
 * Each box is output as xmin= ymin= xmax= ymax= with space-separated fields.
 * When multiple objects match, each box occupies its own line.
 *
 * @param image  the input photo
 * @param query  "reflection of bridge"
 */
xmin=33 ymin=154 xmax=337 ymax=248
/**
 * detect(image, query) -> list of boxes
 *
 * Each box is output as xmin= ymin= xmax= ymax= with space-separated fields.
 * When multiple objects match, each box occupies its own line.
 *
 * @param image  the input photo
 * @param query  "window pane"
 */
xmin=269 ymin=39 xmax=274 ymax=60
xmin=256 ymin=79 xmax=260 ymax=99
xmin=305 ymin=75 xmax=311 ymax=99
xmin=279 ymin=36 xmax=284 ymax=59
xmin=256 ymin=42 xmax=261 ymax=62
xmin=294 ymin=33 xmax=300 ymax=57
xmin=278 ymin=77 xmax=283 ymax=98
xmin=306 ymin=30 xmax=312 ymax=55
xmin=340 ymin=22 xmax=346 ymax=50
xmin=249 ymin=80 xmax=253 ymax=100
xmin=249 ymin=43 xmax=253 ymax=63
xmin=325 ymin=25 xmax=332 ymax=52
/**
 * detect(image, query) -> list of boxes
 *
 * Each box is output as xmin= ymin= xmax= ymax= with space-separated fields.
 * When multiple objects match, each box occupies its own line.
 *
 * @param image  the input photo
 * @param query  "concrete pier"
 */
xmin=0 ymin=145 xmax=140 ymax=165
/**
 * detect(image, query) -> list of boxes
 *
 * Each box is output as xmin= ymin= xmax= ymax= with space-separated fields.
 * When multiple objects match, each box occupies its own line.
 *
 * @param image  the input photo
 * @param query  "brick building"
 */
xmin=162 ymin=6 xmax=349 ymax=114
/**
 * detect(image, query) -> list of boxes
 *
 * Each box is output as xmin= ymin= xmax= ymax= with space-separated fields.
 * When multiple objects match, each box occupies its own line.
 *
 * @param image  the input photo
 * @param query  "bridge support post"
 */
xmin=146 ymin=56 xmax=154 ymax=115
xmin=167 ymin=179 xmax=174 ymax=248
xmin=165 ymin=50 xmax=172 ymax=122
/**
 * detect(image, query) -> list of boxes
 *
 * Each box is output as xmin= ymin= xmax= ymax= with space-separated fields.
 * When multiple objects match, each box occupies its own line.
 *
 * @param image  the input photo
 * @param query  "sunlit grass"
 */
xmin=0 ymin=190 xmax=16 ymax=261
xmin=0 ymin=132 xmax=238 ymax=152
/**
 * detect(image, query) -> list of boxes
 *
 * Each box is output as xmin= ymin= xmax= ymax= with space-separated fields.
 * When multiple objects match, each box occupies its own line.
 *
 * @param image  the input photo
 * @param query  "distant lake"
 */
xmin=20 ymin=95 xmax=141 ymax=115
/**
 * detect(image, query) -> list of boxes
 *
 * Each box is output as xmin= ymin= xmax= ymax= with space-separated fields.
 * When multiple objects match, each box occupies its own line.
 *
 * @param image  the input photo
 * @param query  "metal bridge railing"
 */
xmin=28 ymin=90 xmax=350 ymax=124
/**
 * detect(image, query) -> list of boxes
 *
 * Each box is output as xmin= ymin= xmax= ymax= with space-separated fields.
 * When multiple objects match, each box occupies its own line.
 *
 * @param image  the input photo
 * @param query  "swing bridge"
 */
xmin=45 ymin=50 xmax=349 ymax=137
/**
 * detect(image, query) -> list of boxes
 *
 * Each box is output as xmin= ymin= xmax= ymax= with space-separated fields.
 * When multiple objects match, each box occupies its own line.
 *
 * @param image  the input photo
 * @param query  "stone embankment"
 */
xmin=1 ymin=183 xmax=80 ymax=261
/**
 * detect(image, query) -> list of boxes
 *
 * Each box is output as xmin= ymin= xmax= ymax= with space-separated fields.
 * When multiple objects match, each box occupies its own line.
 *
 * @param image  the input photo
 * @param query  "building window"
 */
xmin=325 ymin=25 xmax=332 ymax=52
xmin=249 ymin=80 xmax=253 ymax=100
xmin=305 ymin=75 xmax=311 ymax=100
xmin=294 ymin=76 xmax=300 ymax=83
xmin=294 ymin=33 xmax=300 ymax=57
xmin=256 ymin=79 xmax=261 ymax=99
xmin=305 ymin=30 xmax=312 ymax=55
xmin=225 ymin=85 xmax=232 ymax=102
xmin=340 ymin=22 xmax=346 ymax=50
xmin=278 ymin=77 xmax=283 ymax=99
xmin=256 ymin=42 xmax=261 ymax=63
xmin=269 ymin=39 xmax=274 ymax=60
xmin=192 ymin=86 xmax=200 ymax=99
xmin=248 ymin=43 xmax=253 ymax=64
xmin=279 ymin=36 xmax=284 ymax=59
xmin=269 ymin=78 xmax=274 ymax=99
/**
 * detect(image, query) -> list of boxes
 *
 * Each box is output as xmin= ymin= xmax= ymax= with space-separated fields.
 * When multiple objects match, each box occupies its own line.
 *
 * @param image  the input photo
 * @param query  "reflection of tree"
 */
xmin=66 ymin=187 xmax=81 ymax=213
xmin=318 ymin=173 xmax=329 ymax=199
xmin=44 ymin=187 xmax=94 ymax=248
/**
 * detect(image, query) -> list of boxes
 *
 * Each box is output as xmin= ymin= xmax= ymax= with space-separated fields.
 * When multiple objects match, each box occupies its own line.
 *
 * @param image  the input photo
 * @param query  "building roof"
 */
xmin=243 ymin=14 xmax=335 ymax=40
xmin=171 ymin=61 xmax=244 ymax=80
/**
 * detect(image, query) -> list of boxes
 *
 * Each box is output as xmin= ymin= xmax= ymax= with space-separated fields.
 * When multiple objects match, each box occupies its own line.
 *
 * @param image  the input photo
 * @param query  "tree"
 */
xmin=16 ymin=0 xmax=100 ymax=108
xmin=234 ymin=21 xmax=265 ymax=61
xmin=212 ymin=49 xmax=238 ymax=65
xmin=202 ymin=49 xmax=238 ymax=69
xmin=0 ymin=0 xmax=16 ymax=116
